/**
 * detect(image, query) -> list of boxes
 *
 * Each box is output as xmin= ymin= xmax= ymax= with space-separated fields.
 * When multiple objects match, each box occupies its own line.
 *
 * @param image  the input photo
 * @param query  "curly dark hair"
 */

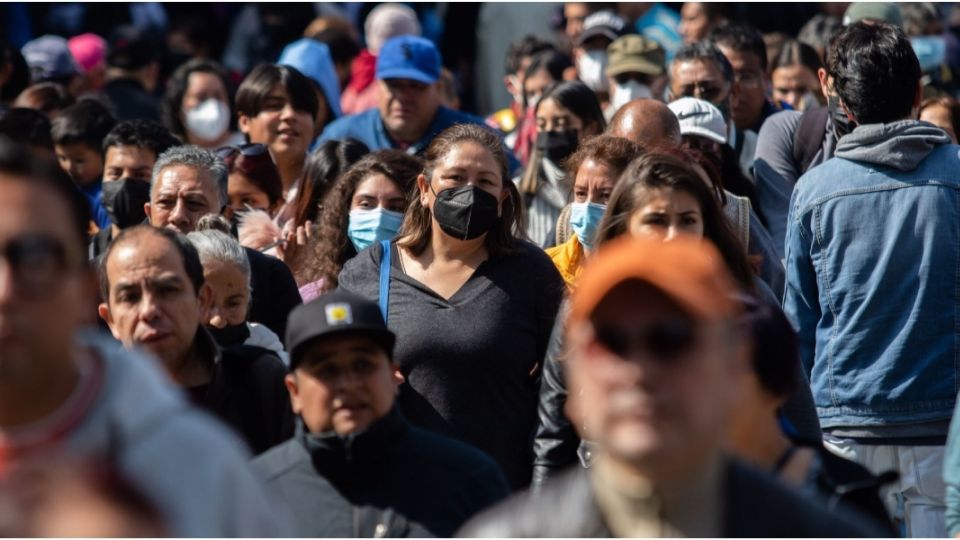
xmin=297 ymin=149 xmax=422 ymax=289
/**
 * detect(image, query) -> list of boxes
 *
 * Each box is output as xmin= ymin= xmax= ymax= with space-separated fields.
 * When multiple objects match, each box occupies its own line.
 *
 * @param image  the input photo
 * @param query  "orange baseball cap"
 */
xmin=569 ymin=235 xmax=741 ymax=326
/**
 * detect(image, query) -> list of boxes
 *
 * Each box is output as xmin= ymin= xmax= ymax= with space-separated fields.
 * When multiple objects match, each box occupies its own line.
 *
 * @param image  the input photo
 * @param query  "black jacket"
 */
xmin=252 ymin=408 xmax=510 ymax=537
xmin=192 ymin=328 xmax=294 ymax=455
xmin=245 ymin=247 xmax=302 ymax=343
xmin=460 ymin=459 xmax=888 ymax=537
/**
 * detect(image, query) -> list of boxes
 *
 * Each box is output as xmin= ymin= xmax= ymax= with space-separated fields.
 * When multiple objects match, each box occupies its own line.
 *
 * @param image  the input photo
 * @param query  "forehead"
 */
xmin=537 ymin=98 xmax=574 ymax=118
xmin=637 ymin=186 xmax=702 ymax=208
xmin=186 ymin=71 xmax=226 ymax=93
xmin=297 ymin=334 xmax=390 ymax=367
xmin=105 ymin=144 xmax=157 ymax=168
xmin=435 ymin=141 xmax=500 ymax=174
xmin=575 ymin=159 xmax=616 ymax=185
xmin=107 ymin=234 xmax=187 ymax=281
xmin=717 ymin=46 xmax=762 ymax=72
xmin=672 ymin=59 xmax=723 ymax=83
xmin=0 ymin=175 xmax=77 ymax=248
xmin=153 ymin=164 xmax=214 ymax=195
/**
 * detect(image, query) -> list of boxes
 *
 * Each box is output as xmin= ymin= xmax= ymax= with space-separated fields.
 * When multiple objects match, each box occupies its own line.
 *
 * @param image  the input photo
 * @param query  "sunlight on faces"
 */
xmin=536 ymin=97 xmax=587 ymax=134
xmin=203 ymin=259 xmax=249 ymax=329
xmin=0 ymin=177 xmax=90 ymax=380
xmin=145 ymin=165 xmax=220 ymax=234
xmin=286 ymin=335 xmax=401 ymax=435
xmin=920 ymin=104 xmax=958 ymax=144
xmin=573 ymin=159 xmax=617 ymax=205
xmin=627 ymin=187 xmax=704 ymax=242
xmin=352 ymin=173 xmax=407 ymax=212
xmin=669 ymin=60 xmax=730 ymax=109
xmin=566 ymin=280 xmax=742 ymax=471
xmin=182 ymin=71 xmax=229 ymax=113
xmin=239 ymin=84 xmax=315 ymax=161
xmin=771 ymin=65 xmax=820 ymax=111
xmin=523 ymin=69 xmax=556 ymax=107
xmin=718 ymin=45 xmax=765 ymax=127
xmin=378 ymin=79 xmax=442 ymax=143
xmin=103 ymin=145 xmax=156 ymax=183
xmin=99 ymin=233 xmax=210 ymax=370
xmin=418 ymin=141 xmax=506 ymax=216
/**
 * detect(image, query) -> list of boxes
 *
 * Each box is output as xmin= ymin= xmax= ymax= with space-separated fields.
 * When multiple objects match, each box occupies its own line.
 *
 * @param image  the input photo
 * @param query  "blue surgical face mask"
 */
xmin=912 ymin=35 xmax=946 ymax=74
xmin=569 ymin=201 xmax=606 ymax=250
xmin=347 ymin=208 xmax=404 ymax=252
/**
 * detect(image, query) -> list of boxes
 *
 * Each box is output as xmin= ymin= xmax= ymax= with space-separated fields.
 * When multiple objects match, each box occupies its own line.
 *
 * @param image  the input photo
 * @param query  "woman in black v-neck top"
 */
xmin=338 ymin=124 xmax=564 ymax=490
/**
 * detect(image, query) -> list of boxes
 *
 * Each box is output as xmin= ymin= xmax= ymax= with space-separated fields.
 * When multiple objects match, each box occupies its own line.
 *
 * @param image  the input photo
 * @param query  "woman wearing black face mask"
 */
xmin=338 ymin=124 xmax=565 ymax=491
xmin=518 ymin=81 xmax=605 ymax=248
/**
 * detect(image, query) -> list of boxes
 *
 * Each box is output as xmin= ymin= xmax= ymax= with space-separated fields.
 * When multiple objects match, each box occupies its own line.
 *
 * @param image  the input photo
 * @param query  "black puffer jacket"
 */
xmin=252 ymin=408 xmax=510 ymax=537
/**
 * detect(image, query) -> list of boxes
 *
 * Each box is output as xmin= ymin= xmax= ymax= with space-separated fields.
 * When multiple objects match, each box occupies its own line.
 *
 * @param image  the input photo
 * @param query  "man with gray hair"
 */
xmin=146 ymin=145 xmax=302 ymax=341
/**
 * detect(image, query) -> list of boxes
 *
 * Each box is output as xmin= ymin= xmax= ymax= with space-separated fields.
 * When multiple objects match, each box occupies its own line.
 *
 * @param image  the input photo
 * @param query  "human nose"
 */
xmin=279 ymin=102 xmax=296 ymax=120
xmin=137 ymin=292 xmax=162 ymax=323
xmin=663 ymin=225 xmax=680 ymax=243
xmin=168 ymin=199 xmax=190 ymax=229
xmin=208 ymin=308 xmax=227 ymax=329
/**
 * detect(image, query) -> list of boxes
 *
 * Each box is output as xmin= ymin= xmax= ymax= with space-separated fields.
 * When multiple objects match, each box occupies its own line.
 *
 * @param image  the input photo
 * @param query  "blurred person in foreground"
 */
xmin=0 ymin=136 xmax=286 ymax=536
xmin=460 ymin=236 xmax=882 ymax=537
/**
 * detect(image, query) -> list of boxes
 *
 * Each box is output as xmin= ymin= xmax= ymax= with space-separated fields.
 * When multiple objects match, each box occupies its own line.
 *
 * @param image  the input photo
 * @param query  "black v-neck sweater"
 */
xmin=338 ymin=240 xmax=564 ymax=490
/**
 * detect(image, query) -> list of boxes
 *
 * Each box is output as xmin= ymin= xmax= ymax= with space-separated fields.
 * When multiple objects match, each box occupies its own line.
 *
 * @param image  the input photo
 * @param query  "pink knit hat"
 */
xmin=67 ymin=33 xmax=107 ymax=73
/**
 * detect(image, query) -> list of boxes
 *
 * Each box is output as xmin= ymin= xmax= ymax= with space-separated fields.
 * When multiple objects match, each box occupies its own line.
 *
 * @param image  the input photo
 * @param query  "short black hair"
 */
xmin=99 ymin=225 xmax=205 ymax=302
xmin=107 ymin=25 xmax=160 ymax=71
xmin=672 ymin=41 xmax=735 ymax=84
xmin=829 ymin=21 xmax=921 ymax=124
xmin=505 ymin=35 xmax=554 ymax=76
xmin=313 ymin=28 xmax=361 ymax=67
xmin=710 ymin=22 xmax=768 ymax=73
xmin=236 ymin=64 xmax=319 ymax=122
xmin=102 ymin=120 xmax=181 ymax=159
xmin=523 ymin=49 xmax=573 ymax=85
xmin=51 ymin=99 xmax=116 ymax=149
xmin=0 ymin=108 xmax=53 ymax=151
xmin=537 ymin=80 xmax=607 ymax=135
xmin=0 ymin=135 xmax=91 ymax=252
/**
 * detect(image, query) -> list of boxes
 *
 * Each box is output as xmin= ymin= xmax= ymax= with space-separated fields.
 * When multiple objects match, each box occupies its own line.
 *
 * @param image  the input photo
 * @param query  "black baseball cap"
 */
xmin=286 ymin=290 xmax=396 ymax=370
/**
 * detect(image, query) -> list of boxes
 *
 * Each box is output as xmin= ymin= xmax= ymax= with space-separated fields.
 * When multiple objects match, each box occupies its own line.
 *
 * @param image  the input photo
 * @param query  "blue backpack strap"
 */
xmin=378 ymin=240 xmax=391 ymax=323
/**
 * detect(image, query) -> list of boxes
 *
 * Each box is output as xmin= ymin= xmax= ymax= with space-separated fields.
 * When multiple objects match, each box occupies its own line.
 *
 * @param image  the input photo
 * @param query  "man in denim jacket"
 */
xmin=783 ymin=21 xmax=957 ymax=538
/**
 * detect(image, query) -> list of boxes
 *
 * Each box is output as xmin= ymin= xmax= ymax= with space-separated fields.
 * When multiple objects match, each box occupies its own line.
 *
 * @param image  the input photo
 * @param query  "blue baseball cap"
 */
xmin=278 ymin=38 xmax=343 ymax=119
xmin=376 ymin=35 xmax=440 ymax=84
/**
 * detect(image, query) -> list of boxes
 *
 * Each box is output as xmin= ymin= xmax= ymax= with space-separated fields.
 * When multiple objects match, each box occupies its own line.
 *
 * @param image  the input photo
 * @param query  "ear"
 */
xmin=504 ymin=75 xmax=517 ymax=95
xmin=416 ymin=173 xmax=431 ymax=205
xmin=238 ymin=113 xmax=251 ymax=135
xmin=391 ymin=363 xmax=404 ymax=387
xmin=98 ymin=302 xmax=122 ymax=340
xmin=143 ymin=202 xmax=153 ymax=224
xmin=913 ymin=80 xmax=924 ymax=118
xmin=285 ymin=373 xmax=303 ymax=414
xmin=817 ymin=68 xmax=830 ymax=101
xmin=197 ymin=282 xmax=214 ymax=320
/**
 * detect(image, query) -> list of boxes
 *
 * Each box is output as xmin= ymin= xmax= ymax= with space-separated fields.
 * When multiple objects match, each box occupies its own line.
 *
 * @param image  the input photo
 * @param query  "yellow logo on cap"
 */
xmin=325 ymin=303 xmax=353 ymax=326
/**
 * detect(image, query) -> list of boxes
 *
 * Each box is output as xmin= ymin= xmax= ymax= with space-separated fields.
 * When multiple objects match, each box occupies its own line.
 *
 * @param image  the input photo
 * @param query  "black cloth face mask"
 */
xmin=101 ymin=178 xmax=151 ymax=229
xmin=536 ymin=130 xmax=579 ymax=164
xmin=208 ymin=323 xmax=251 ymax=348
xmin=430 ymin=184 xmax=501 ymax=241
xmin=828 ymin=95 xmax=856 ymax=139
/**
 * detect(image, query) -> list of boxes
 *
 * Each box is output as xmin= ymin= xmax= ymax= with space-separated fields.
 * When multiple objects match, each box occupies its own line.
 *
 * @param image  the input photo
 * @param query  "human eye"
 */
xmin=115 ymin=288 xmax=140 ymax=304
xmin=156 ymin=197 xmax=175 ymax=209
xmin=643 ymin=214 xmax=667 ymax=226
xmin=186 ymin=198 xmax=208 ymax=211
xmin=352 ymin=357 xmax=377 ymax=375
xmin=574 ymin=188 xmax=588 ymax=202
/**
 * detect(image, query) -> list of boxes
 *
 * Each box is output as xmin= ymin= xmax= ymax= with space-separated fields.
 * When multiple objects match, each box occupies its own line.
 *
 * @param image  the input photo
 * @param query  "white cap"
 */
xmin=667 ymin=97 xmax=728 ymax=145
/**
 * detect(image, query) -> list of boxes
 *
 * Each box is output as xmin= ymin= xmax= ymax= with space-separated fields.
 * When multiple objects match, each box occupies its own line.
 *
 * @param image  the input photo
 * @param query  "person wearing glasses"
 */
xmin=145 ymin=145 xmax=302 ymax=342
xmin=667 ymin=41 xmax=757 ymax=182
xmin=710 ymin=23 xmax=784 ymax=134
xmin=462 ymin=236 xmax=883 ymax=537
xmin=0 ymin=138 xmax=287 ymax=536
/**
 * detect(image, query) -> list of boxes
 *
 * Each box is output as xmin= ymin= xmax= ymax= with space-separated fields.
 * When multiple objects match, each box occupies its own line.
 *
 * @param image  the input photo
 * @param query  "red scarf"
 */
xmin=346 ymin=49 xmax=378 ymax=94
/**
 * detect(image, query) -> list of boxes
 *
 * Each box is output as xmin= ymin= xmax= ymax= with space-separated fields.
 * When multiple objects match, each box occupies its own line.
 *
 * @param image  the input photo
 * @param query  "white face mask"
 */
xmin=577 ymin=50 xmax=609 ymax=92
xmin=611 ymin=80 xmax=653 ymax=113
xmin=184 ymin=98 xmax=230 ymax=142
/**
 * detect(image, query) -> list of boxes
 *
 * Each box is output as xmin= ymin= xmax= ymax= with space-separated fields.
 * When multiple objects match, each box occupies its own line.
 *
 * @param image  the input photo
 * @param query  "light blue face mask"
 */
xmin=569 ymin=201 xmax=607 ymax=250
xmin=347 ymin=208 xmax=404 ymax=252
xmin=912 ymin=35 xmax=946 ymax=74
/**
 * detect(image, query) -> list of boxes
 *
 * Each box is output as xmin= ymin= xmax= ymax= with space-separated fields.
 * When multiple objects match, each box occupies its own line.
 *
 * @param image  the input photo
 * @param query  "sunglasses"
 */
xmin=593 ymin=319 xmax=696 ymax=362
xmin=674 ymin=82 xmax=727 ymax=103
xmin=215 ymin=143 xmax=269 ymax=161
xmin=0 ymin=235 xmax=75 ymax=298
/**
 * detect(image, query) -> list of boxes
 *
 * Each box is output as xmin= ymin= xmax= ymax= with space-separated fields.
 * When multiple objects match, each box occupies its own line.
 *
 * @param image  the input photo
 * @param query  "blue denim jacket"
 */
xmin=783 ymin=122 xmax=960 ymax=428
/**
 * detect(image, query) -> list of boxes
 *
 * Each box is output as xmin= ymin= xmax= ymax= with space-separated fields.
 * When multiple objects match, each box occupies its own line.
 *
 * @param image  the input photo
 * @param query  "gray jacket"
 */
xmin=66 ymin=331 xmax=290 ymax=537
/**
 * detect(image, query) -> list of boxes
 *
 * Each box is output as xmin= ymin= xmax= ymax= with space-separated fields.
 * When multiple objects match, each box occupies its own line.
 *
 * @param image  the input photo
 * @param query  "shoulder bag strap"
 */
xmin=378 ymin=240 xmax=391 ymax=324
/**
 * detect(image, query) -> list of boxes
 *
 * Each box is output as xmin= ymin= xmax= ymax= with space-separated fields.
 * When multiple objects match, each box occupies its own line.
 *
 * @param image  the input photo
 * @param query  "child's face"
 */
xmin=55 ymin=143 xmax=104 ymax=188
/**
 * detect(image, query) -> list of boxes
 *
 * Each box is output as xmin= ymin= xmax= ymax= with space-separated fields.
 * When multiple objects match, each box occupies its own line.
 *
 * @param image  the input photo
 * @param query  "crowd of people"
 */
xmin=3 ymin=1 xmax=960 ymax=537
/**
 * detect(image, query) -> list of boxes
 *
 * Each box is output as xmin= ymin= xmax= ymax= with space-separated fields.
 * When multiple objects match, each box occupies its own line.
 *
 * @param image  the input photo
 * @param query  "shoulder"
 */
xmin=404 ymin=424 xmax=503 ymax=477
xmin=337 ymin=242 xmax=382 ymax=293
xmin=320 ymin=110 xmax=378 ymax=138
xmin=251 ymin=439 xmax=307 ymax=482
xmin=220 ymin=344 xmax=286 ymax=374
xmin=458 ymin=468 xmax=604 ymax=537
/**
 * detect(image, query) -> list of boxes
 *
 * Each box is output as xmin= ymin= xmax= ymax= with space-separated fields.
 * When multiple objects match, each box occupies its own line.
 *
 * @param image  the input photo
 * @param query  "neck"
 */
xmin=186 ymin=130 xmax=233 ymax=149
xmin=106 ymin=68 xmax=142 ymax=87
xmin=169 ymin=332 xmax=213 ymax=388
xmin=425 ymin=224 xmax=488 ymax=264
xmin=729 ymin=413 xmax=792 ymax=469
xmin=110 ymin=223 xmax=121 ymax=240
xmin=596 ymin=445 xmax=721 ymax=495
xmin=275 ymin=154 xmax=303 ymax=193
xmin=0 ymin=350 xmax=81 ymax=429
